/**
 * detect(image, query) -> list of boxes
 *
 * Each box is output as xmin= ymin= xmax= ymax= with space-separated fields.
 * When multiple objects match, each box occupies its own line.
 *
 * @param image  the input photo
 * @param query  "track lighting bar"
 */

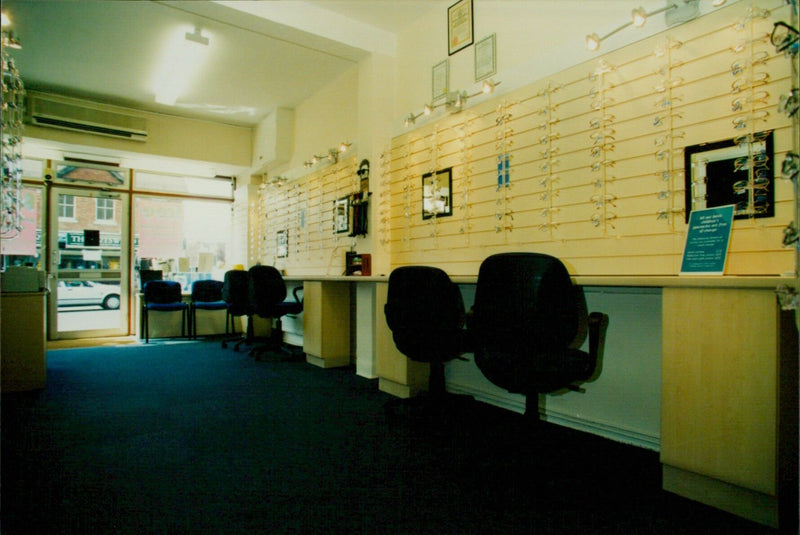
xmin=586 ymin=1 xmax=711 ymax=52
xmin=404 ymin=80 xmax=500 ymax=127
xmin=303 ymin=141 xmax=352 ymax=168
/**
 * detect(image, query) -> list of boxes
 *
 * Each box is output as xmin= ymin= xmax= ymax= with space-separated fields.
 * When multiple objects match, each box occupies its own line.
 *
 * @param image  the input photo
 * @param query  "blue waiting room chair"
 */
xmin=189 ymin=280 xmax=226 ymax=339
xmin=142 ymin=280 xmax=189 ymax=343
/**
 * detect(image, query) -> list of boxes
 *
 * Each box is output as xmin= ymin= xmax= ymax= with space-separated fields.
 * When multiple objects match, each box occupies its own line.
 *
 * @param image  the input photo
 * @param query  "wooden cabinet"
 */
xmin=661 ymin=287 xmax=796 ymax=528
xmin=374 ymin=282 xmax=429 ymax=398
xmin=1 ymin=292 xmax=47 ymax=392
xmin=302 ymin=281 xmax=350 ymax=368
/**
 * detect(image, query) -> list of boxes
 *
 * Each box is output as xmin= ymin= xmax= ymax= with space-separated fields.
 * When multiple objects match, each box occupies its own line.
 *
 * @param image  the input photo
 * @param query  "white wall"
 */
xmin=447 ymin=285 xmax=663 ymax=449
xmin=288 ymin=65 xmax=360 ymax=172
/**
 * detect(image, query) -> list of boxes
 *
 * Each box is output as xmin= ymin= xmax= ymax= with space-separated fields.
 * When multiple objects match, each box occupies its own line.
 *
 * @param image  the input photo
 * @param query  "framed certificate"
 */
xmin=432 ymin=60 xmax=449 ymax=102
xmin=474 ymin=34 xmax=496 ymax=81
xmin=448 ymin=0 xmax=473 ymax=55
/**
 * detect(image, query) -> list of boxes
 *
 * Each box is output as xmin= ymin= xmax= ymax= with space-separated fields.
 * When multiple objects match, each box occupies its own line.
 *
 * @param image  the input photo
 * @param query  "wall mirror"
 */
xmin=276 ymin=229 xmax=288 ymax=258
xmin=684 ymin=130 xmax=774 ymax=222
xmin=422 ymin=167 xmax=453 ymax=220
xmin=333 ymin=197 xmax=350 ymax=233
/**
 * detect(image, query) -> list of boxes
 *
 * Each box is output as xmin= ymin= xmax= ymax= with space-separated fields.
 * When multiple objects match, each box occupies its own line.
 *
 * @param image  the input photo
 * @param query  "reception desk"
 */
xmin=286 ymin=273 xmax=796 ymax=528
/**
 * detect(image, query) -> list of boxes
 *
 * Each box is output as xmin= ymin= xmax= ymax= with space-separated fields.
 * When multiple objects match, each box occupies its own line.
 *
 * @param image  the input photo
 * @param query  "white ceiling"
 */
xmin=3 ymin=0 xmax=442 ymax=128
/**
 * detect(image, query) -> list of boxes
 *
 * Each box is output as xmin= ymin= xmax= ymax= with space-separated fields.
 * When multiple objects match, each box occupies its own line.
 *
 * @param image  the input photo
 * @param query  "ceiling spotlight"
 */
xmin=482 ymin=80 xmax=496 ymax=94
xmin=185 ymin=27 xmax=209 ymax=46
xmin=586 ymin=33 xmax=601 ymax=51
xmin=339 ymin=141 xmax=351 ymax=153
xmin=423 ymin=104 xmax=433 ymax=115
xmin=712 ymin=0 xmax=726 ymax=6
xmin=632 ymin=7 xmax=647 ymax=27
xmin=404 ymin=113 xmax=416 ymax=127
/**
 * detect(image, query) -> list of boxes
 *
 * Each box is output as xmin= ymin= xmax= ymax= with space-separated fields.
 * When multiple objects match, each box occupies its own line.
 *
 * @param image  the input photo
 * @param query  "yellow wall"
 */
xmin=254 ymin=1 xmax=795 ymax=278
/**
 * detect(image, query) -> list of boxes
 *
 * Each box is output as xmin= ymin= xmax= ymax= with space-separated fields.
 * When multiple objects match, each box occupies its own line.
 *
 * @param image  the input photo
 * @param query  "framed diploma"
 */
xmin=448 ymin=0 xmax=473 ymax=56
xmin=474 ymin=34 xmax=496 ymax=81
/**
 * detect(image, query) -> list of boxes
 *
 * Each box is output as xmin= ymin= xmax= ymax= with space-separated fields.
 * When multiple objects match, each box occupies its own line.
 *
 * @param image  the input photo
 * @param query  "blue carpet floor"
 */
xmin=1 ymin=341 xmax=780 ymax=534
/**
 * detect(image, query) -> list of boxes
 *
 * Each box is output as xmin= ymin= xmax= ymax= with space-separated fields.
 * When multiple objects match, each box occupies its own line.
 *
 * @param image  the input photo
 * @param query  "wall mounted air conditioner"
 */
xmin=27 ymin=95 xmax=148 ymax=142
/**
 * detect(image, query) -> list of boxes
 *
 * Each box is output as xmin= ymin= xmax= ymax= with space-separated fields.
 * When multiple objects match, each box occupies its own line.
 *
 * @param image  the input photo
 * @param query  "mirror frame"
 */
xmin=422 ymin=167 xmax=453 ymax=220
xmin=683 ymin=130 xmax=774 ymax=222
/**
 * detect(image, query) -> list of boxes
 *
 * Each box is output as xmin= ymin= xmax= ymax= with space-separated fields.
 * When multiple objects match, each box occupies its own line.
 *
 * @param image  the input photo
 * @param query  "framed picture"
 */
xmin=333 ymin=197 xmax=350 ymax=233
xmin=422 ymin=167 xmax=453 ymax=220
xmin=474 ymin=34 xmax=496 ymax=81
xmin=448 ymin=0 xmax=473 ymax=56
xmin=276 ymin=230 xmax=288 ymax=258
xmin=432 ymin=60 xmax=449 ymax=102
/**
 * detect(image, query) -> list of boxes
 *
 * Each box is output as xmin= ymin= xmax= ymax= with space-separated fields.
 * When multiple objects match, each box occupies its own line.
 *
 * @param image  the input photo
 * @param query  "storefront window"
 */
xmin=1 ymin=185 xmax=44 ymax=269
xmin=133 ymin=196 xmax=231 ymax=291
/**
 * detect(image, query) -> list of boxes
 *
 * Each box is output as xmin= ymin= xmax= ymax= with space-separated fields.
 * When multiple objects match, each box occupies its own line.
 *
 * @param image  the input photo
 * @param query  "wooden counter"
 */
xmin=1 ymin=291 xmax=47 ymax=392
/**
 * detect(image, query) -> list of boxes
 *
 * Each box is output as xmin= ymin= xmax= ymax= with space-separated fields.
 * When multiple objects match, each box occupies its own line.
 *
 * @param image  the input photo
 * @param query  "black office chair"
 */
xmin=468 ymin=252 xmax=608 ymax=420
xmin=247 ymin=265 xmax=303 ymax=360
xmin=142 ymin=280 xmax=189 ymax=344
xmin=384 ymin=266 xmax=471 ymax=419
xmin=221 ymin=269 xmax=250 ymax=350
xmin=189 ymin=279 xmax=226 ymax=339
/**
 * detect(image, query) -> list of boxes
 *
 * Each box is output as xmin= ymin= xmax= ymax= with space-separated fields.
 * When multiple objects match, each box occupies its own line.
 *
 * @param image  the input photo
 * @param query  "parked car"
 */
xmin=57 ymin=281 xmax=121 ymax=310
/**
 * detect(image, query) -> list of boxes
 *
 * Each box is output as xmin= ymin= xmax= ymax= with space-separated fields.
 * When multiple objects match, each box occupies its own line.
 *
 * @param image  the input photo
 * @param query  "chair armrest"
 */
xmin=292 ymin=285 xmax=304 ymax=303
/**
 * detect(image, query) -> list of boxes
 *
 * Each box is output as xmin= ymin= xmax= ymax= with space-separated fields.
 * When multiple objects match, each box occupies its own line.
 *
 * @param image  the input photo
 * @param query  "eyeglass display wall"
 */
xmin=256 ymin=157 xmax=360 ymax=275
xmin=387 ymin=1 xmax=795 ymax=277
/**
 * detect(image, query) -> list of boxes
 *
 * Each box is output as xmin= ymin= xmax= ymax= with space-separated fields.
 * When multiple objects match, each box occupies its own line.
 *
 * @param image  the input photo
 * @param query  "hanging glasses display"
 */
xmin=1 ymin=22 xmax=24 ymax=238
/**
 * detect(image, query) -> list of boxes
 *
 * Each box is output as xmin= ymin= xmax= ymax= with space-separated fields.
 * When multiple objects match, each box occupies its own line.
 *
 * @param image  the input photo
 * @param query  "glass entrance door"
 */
xmin=48 ymin=187 xmax=130 ymax=339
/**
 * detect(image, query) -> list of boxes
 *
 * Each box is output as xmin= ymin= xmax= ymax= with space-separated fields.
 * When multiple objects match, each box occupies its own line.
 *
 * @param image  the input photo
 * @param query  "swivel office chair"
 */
xmin=221 ymin=269 xmax=250 ymax=350
xmin=142 ymin=280 xmax=189 ymax=343
xmin=384 ymin=266 xmax=471 ymax=419
xmin=247 ymin=265 xmax=303 ymax=360
xmin=189 ymin=279 xmax=226 ymax=339
xmin=468 ymin=252 xmax=607 ymax=419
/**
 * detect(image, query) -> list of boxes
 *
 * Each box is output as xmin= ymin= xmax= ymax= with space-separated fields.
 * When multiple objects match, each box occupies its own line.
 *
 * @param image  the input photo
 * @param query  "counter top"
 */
xmin=283 ymin=274 xmax=797 ymax=289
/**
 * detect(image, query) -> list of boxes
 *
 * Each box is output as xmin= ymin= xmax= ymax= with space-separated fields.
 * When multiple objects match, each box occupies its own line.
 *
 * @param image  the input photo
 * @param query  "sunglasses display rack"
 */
xmin=454 ymin=118 xmax=474 ymax=242
xmin=398 ymin=135 xmax=415 ymax=250
xmin=377 ymin=148 xmax=392 ymax=248
xmin=651 ymin=38 xmax=686 ymax=228
xmin=494 ymin=100 xmax=515 ymax=238
xmin=425 ymin=124 xmax=441 ymax=240
xmin=534 ymin=84 xmax=562 ymax=236
xmin=588 ymin=61 xmax=618 ymax=235
xmin=729 ymin=7 xmax=776 ymax=219
xmin=774 ymin=0 xmax=799 ymax=315
xmin=1 ymin=30 xmax=25 ymax=239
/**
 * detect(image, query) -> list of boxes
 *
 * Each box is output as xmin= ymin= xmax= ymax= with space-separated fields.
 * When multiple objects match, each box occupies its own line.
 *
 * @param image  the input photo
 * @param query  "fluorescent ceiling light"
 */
xmin=153 ymin=27 xmax=210 ymax=106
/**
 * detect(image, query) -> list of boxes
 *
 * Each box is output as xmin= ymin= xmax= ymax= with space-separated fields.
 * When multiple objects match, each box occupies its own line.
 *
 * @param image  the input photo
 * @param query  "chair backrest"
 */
xmin=384 ymin=266 xmax=465 ymax=363
xmin=470 ymin=252 xmax=580 ymax=393
xmin=247 ymin=265 xmax=287 ymax=317
xmin=222 ymin=270 xmax=250 ymax=316
xmin=140 ymin=269 xmax=163 ymax=290
xmin=191 ymin=280 xmax=223 ymax=302
xmin=143 ymin=280 xmax=183 ymax=304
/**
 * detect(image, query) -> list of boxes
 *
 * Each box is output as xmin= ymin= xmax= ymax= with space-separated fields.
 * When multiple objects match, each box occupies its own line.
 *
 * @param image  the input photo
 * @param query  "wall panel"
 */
xmin=387 ymin=2 xmax=794 ymax=276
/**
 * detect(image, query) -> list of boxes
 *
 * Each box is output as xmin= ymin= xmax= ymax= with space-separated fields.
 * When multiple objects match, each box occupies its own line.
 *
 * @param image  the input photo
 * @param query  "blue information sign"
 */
xmin=680 ymin=205 xmax=735 ymax=275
